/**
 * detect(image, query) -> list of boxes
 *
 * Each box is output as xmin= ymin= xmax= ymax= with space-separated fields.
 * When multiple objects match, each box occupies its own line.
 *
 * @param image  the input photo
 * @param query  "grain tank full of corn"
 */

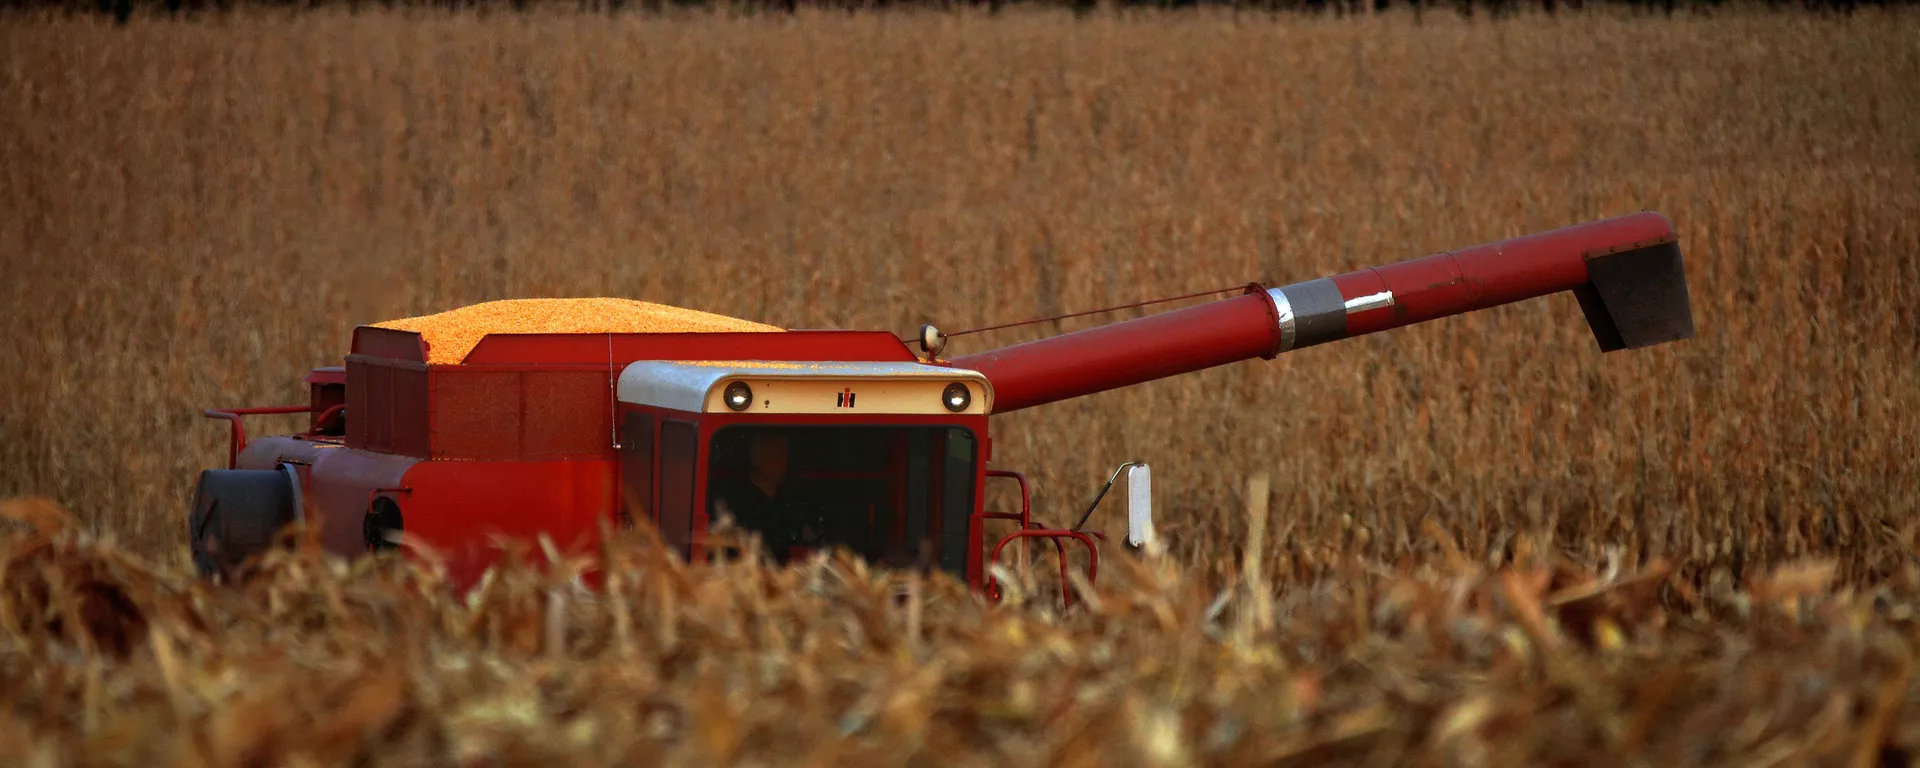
xmin=191 ymin=212 xmax=1695 ymax=594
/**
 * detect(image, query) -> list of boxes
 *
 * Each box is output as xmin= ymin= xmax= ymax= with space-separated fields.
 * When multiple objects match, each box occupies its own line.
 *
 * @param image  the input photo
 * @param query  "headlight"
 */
xmin=723 ymin=381 xmax=754 ymax=411
xmin=941 ymin=382 xmax=972 ymax=413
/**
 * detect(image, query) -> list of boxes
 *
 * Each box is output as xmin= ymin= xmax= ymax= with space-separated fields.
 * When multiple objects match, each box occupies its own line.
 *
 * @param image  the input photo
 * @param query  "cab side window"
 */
xmin=658 ymin=420 xmax=699 ymax=556
xmin=617 ymin=413 xmax=654 ymax=531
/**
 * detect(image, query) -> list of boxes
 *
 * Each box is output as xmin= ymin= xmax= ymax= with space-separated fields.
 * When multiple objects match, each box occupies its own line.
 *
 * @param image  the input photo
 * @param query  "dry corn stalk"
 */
xmin=0 ymin=514 xmax=1915 ymax=766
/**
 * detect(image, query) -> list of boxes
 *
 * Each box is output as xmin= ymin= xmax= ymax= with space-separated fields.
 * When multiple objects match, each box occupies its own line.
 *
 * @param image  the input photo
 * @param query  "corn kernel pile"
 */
xmin=373 ymin=298 xmax=784 ymax=364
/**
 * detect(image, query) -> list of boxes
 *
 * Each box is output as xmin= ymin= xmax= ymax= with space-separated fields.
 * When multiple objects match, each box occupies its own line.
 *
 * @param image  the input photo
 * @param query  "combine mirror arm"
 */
xmin=1071 ymin=460 xmax=1147 ymax=532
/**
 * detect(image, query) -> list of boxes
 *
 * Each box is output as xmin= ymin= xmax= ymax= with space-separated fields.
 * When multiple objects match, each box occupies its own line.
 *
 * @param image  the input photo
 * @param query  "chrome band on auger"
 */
xmin=1343 ymin=290 xmax=1395 ymax=314
xmin=1265 ymin=287 xmax=1297 ymax=353
xmin=1271 ymin=278 xmax=1349 ymax=350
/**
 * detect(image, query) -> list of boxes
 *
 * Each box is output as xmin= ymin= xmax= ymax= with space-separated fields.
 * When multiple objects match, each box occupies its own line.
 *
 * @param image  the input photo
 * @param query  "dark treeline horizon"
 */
xmin=1 ymin=0 xmax=1909 ymax=26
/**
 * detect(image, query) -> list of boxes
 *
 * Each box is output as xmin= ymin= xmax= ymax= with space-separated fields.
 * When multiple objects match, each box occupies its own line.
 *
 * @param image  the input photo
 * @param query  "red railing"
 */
xmin=986 ymin=528 xmax=1100 ymax=609
xmin=978 ymin=469 xmax=1103 ymax=610
xmin=981 ymin=469 xmax=1033 ymax=528
xmin=201 ymin=406 xmax=309 ymax=469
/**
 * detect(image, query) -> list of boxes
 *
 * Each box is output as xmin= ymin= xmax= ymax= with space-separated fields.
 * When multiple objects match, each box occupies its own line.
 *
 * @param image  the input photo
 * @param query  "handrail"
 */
xmin=202 ymin=406 xmax=309 ymax=469
xmin=987 ymin=529 xmax=1100 ymax=610
xmin=979 ymin=468 xmax=1036 ymax=580
xmin=981 ymin=520 xmax=1069 ymax=591
xmin=984 ymin=469 xmax=1032 ymax=528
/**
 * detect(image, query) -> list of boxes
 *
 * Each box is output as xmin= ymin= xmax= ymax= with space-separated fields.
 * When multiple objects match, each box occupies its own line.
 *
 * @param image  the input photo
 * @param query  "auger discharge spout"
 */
xmin=953 ymin=211 xmax=1694 ymax=414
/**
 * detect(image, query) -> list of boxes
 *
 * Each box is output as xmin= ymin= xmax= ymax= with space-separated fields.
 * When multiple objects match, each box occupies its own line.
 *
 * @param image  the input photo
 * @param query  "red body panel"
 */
xmin=248 ymin=327 xmax=941 ymax=587
xmin=344 ymin=331 xmax=924 ymax=461
xmin=401 ymin=458 xmax=617 ymax=585
xmin=240 ymin=436 xmax=616 ymax=585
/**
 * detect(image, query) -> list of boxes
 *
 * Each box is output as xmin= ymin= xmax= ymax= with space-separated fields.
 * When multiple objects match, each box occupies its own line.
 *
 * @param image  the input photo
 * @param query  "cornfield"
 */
xmin=3 ymin=5 xmax=1919 ymax=765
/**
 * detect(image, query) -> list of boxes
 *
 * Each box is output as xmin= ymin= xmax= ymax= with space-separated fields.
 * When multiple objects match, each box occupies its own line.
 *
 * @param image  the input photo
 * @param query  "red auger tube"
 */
xmin=955 ymin=211 xmax=1691 ymax=414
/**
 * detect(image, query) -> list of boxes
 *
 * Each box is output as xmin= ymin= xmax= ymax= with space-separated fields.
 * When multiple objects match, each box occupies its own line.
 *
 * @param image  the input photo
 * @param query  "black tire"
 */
xmin=188 ymin=469 xmax=296 ymax=580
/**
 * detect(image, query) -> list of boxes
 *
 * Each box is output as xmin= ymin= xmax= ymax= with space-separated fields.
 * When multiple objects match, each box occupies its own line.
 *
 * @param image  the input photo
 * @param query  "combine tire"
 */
xmin=188 ymin=468 xmax=297 ymax=580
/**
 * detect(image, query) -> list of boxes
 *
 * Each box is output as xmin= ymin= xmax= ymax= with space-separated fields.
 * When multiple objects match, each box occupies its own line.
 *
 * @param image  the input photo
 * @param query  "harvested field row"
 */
xmin=2 ymin=506 xmax=1916 ymax=766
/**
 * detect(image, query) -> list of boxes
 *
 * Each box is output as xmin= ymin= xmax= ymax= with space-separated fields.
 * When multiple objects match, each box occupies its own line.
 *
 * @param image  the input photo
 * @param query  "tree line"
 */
xmin=2 ymin=0 xmax=1906 ymax=25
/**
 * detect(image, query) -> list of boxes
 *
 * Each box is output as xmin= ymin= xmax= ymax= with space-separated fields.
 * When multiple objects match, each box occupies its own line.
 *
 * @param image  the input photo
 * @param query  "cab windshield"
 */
xmin=706 ymin=424 xmax=978 ymax=576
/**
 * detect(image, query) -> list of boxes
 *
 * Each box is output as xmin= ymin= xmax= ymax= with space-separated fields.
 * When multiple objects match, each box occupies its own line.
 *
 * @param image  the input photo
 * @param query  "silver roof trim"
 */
xmin=616 ymin=360 xmax=996 ymax=414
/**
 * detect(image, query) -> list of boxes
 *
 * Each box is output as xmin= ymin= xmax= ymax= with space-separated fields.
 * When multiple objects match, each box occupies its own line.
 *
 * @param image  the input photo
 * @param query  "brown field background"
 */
xmin=4 ymin=7 xmax=1920 ymax=765
xmin=6 ymin=7 xmax=1919 ymax=585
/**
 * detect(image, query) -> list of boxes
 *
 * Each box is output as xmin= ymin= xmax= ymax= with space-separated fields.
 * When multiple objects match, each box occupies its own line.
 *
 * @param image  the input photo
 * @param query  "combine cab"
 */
xmin=191 ymin=212 xmax=1694 ymax=598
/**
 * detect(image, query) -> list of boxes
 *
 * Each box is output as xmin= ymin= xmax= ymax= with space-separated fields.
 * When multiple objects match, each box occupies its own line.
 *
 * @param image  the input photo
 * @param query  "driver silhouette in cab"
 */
xmin=710 ymin=433 xmax=817 ymax=556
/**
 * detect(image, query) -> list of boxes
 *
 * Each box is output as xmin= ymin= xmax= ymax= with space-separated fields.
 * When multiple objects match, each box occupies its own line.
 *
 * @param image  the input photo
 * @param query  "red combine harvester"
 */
xmin=191 ymin=212 xmax=1694 ymax=596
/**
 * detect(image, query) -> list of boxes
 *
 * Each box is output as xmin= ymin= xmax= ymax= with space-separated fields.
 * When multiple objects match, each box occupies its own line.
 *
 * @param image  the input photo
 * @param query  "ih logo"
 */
xmin=836 ymin=388 xmax=858 ymax=408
